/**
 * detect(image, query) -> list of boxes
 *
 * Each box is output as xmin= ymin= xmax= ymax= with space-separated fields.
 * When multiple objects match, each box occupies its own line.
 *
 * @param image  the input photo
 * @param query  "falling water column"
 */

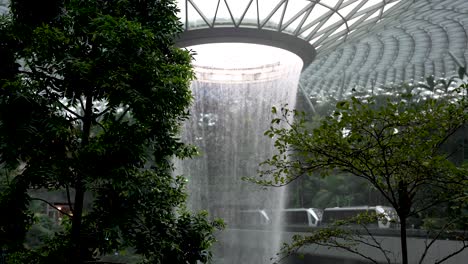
xmin=177 ymin=51 xmax=303 ymax=263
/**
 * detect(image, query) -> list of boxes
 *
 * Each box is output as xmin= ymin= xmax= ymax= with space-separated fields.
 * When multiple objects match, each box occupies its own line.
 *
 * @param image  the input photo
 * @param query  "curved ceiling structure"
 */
xmin=176 ymin=0 xmax=402 ymax=57
xmin=177 ymin=27 xmax=316 ymax=68
xmin=176 ymin=0 xmax=468 ymax=100
xmin=301 ymin=0 xmax=468 ymax=100
xmin=2 ymin=1 xmax=468 ymax=101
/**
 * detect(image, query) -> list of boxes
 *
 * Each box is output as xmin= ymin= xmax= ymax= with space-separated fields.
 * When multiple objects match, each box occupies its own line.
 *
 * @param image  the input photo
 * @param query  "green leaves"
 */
xmin=0 ymin=176 xmax=33 ymax=251
xmin=0 ymin=0 xmax=219 ymax=263
xmin=336 ymin=100 xmax=350 ymax=110
xmin=271 ymin=106 xmax=277 ymax=114
xmin=82 ymin=169 xmax=222 ymax=263
xmin=258 ymin=81 xmax=468 ymax=263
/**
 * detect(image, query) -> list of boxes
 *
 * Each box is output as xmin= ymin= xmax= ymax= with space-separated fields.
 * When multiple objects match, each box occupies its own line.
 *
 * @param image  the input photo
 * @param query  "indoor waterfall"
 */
xmin=176 ymin=44 xmax=303 ymax=263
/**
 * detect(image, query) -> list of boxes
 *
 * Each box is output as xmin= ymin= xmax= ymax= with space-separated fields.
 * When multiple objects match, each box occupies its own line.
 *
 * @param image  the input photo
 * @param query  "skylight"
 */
xmin=189 ymin=43 xmax=301 ymax=69
xmin=177 ymin=0 xmax=403 ymax=51
xmin=188 ymin=43 xmax=303 ymax=82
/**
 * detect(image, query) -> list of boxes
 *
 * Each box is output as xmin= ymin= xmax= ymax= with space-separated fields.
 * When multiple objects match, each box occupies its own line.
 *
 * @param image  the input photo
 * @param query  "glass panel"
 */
xmin=238 ymin=4 xmax=259 ymax=27
xmin=257 ymin=0 xmax=284 ymax=22
xmin=187 ymin=6 xmax=204 ymax=27
xmin=383 ymin=1 xmax=401 ymax=13
xmin=317 ymin=13 xmax=344 ymax=35
xmin=365 ymin=9 xmax=381 ymax=22
xmin=309 ymin=33 xmax=325 ymax=45
xmin=297 ymin=4 xmax=329 ymax=36
xmin=282 ymin=0 xmax=311 ymax=23
xmin=227 ymin=0 xmax=252 ymax=22
xmin=323 ymin=0 xmax=342 ymax=9
xmin=262 ymin=5 xmax=284 ymax=30
xmin=187 ymin=3 xmax=210 ymax=28
xmin=178 ymin=0 xmax=403 ymax=34
xmin=338 ymin=0 xmax=362 ymax=19
xmin=214 ymin=1 xmax=234 ymax=26
xmin=299 ymin=24 xmax=319 ymax=39
xmin=306 ymin=4 xmax=332 ymax=30
xmin=358 ymin=0 xmax=384 ymax=12
xmin=284 ymin=12 xmax=307 ymax=34
xmin=282 ymin=211 xmax=309 ymax=225
xmin=347 ymin=14 xmax=366 ymax=28
xmin=190 ymin=0 xmax=221 ymax=19
xmin=329 ymin=23 xmax=349 ymax=40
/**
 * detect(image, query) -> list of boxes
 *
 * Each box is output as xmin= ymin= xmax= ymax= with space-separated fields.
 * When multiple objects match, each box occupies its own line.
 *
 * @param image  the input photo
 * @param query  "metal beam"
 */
xmin=176 ymin=27 xmax=316 ymax=69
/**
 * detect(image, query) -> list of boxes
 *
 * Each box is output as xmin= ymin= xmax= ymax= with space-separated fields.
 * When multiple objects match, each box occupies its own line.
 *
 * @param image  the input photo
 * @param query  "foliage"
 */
xmin=0 ymin=0 xmax=222 ymax=263
xmin=285 ymin=93 xmax=387 ymax=209
xmin=275 ymin=212 xmax=397 ymax=264
xmin=24 ymin=201 xmax=63 ymax=249
xmin=0 ymin=176 xmax=32 ymax=251
xmin=248 ymin=77 xmax=468 ymax=264
xmin=285 ymin=171 xmax=386 ymax=209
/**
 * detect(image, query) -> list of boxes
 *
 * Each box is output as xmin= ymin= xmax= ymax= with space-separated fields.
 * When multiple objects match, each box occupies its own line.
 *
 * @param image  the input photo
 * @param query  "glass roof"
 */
xmin=190 ymin=43 xmax=301 ymax=69
xmin=191 ymin=43 xmax=303 ymax=83
xmin=2 ymin=0 xmax=467 ymax=101
xmin=176 ymin=1 xmax=468 ymax=104
xmin=0 ymin=0 xmax=7 ymax=15
xmin=300 ymin=0 xmax=468 ymax=100
xmin=176 ymin=0 xmax=402 ymax=53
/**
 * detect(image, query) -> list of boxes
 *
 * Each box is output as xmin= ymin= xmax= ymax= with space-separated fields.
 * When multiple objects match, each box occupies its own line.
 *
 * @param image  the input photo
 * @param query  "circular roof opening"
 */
xmin=188 ymin=43 xmax=303 ymax=82
xmin=176 ymin=0 xmax=403 ymax=59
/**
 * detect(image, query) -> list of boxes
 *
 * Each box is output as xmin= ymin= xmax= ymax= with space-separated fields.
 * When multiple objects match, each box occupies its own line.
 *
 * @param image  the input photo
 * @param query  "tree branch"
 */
xmin=117 ymin=107 xmax=131 ymax=123
xmin=66 ymin=185 xmax=74 ymax=214
xmin=435 ymin=240 xmax=468 ymax=264
xmin=30 ymin=197 xmax=73 ymax=218
xmin=55 ymin=99 xmax=83 ymax=119
xmin=357 ymin=225 xmax=393 ymax=263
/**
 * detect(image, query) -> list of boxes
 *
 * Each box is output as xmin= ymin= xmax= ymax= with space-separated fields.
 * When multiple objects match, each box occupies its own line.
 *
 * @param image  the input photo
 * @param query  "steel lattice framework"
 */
xmin=177 ymin=0 xmax=402 ymax=55
xmin=176 ymin=0 xmax=468 ymax=100
xmin=2 ymin=1 xmax=468 ymax=100
xmin=300 ymin=0 xmax=468 ymax=101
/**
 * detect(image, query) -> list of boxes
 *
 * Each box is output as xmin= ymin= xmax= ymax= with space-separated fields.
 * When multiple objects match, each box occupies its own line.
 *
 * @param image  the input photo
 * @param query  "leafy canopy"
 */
xmin=248 ymin=80 xmax=468 ymax=264
xmin=256 ymin=85 xmax=468 ymax=213
xmin=0 ymin=0 xmax=223 ymax=263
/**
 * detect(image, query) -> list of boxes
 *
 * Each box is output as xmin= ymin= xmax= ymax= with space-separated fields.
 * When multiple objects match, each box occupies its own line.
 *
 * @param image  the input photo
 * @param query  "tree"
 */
xmin=249 ymin=78 xmax=468 ymax=264
xmin=0 ymin=0 xmax=222 ymax=263
xmin=285 ymin=92 xmax=387 ymax=210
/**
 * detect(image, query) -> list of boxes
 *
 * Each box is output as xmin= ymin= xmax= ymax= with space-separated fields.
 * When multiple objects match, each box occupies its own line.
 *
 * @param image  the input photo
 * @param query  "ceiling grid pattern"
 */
xmin=300 ymin=0 xmax=468 ymax=99
xmin=2 ymin=1 xmax=468 ymax=100
xmin=176 ymin=0 xmax=468 ymax=98
xmin=178 ymin=0 xmax=402 ymax=54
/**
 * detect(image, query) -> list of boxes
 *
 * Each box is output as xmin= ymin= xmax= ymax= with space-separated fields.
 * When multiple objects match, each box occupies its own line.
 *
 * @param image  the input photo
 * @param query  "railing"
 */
xmin=231 ymin=224 xmax=467 ymax=240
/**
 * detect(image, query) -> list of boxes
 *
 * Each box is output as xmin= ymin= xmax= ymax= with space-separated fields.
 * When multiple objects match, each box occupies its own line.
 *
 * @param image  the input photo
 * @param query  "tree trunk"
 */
xmin=397 ymin=180 xmax=411 ymax=264
xmin=70 ymin=181 xmax=85 ymax=263
xmin=70 ymin=95 xmax=93 ymax=263
xmin=400 ymin=216 xmax=408 ymax=264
